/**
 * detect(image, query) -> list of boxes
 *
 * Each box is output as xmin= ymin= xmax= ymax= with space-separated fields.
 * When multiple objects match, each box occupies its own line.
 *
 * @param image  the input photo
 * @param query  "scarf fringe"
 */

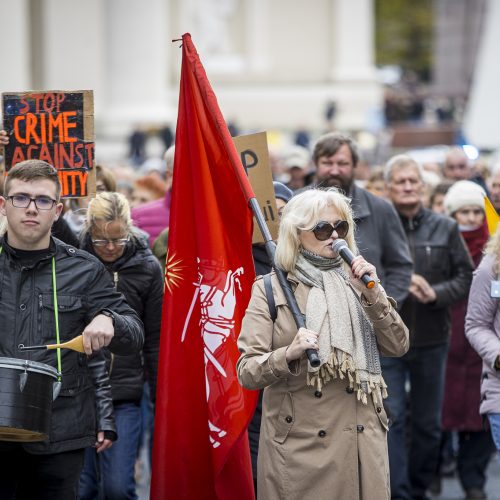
xmin=307 ymin=348 xmax=388 ymax=405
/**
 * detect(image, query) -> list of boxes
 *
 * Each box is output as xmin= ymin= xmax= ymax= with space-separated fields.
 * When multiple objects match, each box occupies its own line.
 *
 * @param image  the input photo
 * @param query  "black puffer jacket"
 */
xmin=0 ymin=237 xmax=144 ymax=454
xmin=82 ymin=235 xmax=163 ymax=403
xmin=398 ymin=207 xmax=474 ymax=347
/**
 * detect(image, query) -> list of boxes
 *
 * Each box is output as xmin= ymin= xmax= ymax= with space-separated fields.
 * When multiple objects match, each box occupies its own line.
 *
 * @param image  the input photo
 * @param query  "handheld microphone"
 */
xmin=332 ymin=239 xmax=377 ymax=289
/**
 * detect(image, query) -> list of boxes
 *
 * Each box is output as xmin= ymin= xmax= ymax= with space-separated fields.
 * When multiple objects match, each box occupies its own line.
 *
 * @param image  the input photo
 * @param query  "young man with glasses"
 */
xmin=0 ymin=159 xmax=144 ymax=499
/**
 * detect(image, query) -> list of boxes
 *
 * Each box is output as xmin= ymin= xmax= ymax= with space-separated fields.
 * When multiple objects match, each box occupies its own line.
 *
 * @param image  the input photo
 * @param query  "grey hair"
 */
xmin=384 ymin=154 xmax=425 ymax=183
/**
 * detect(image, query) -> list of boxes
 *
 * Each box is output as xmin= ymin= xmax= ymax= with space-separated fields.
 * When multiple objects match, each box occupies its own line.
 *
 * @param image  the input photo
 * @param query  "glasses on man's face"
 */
xmin=91 ymin=236 xmax=130 ymax=248
xmin=310 ymin=220 xmax=349 ymax=241
xmin=6 ymin=194 xmax=57 ymax=210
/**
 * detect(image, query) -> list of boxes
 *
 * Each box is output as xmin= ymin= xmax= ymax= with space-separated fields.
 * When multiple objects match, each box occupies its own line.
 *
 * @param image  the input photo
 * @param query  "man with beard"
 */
xmin=311 ymin=132 xmax=412 ymax=307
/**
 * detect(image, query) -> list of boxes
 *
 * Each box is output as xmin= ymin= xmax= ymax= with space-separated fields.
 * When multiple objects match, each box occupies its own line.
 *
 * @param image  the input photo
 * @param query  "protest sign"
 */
xmin=2 ymin=90 xmax=95 ymax=198
xmin=233 ymin=132 xmax=279 ymax=244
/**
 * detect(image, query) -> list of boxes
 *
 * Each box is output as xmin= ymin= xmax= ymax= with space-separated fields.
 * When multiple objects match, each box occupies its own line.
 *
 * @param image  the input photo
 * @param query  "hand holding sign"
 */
xmin=0 ymin=129 xmax=8 ymax=146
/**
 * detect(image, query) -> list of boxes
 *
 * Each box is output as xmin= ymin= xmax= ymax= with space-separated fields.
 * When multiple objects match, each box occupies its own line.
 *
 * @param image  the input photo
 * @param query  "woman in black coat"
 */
xmin=78 ymin=191 xmax=163 ymax=500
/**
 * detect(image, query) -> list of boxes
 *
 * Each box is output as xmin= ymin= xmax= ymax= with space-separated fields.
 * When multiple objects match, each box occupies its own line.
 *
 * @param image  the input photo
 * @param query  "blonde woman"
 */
xmin=466 ymin=223 xmax=500 ymax=464
xmin=78 ymin=192 xmax=163 ymax=500
xmin=237 ymin=188 xmax=409 ymax=500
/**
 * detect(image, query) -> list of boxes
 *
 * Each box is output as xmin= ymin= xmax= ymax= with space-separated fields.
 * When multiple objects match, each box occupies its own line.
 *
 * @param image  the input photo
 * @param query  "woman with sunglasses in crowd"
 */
xmin=237 ymin=188 xmax=409 ymax=500
xmin=78 ymin=191 xmax=163 ymax=500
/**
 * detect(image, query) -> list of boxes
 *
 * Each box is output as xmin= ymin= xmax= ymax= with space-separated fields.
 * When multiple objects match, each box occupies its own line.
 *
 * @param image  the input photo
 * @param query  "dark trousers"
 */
xmin=0 ymin=444 xmax=85 ymax=500
xmin=457 ymin=430 xmax=494 ymax=491
xmin=381 ymin=343 xmax=449 ymax=500
xmin=79 ymin=402 xmax=141 ymax=500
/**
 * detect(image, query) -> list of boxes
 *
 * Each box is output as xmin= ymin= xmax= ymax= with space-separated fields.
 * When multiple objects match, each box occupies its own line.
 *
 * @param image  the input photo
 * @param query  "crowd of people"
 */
xmin=1 ymin=124 xmax=500 ymax=500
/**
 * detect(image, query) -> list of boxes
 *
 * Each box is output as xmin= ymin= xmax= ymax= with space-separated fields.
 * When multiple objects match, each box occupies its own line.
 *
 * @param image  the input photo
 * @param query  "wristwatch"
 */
xmin=99 ymin=309 xmax=115 ymax=326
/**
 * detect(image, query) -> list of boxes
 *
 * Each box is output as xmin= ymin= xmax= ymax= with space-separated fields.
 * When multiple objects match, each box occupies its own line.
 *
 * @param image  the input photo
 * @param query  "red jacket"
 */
xmin=442 ymin=223 xmax=489 ymax=431
xmin=131 ymin=190 xmax=171 ymax=247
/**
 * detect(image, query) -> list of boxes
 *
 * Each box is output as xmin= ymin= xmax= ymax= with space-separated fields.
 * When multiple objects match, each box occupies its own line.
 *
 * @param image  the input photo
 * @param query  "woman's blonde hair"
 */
xmin=485 ymin=224 xmax=500 ymax=274
xmin=82 ymin=191 xmax=133 ymax=239
xmin=274 ymin=188 xmax=357 ymax=272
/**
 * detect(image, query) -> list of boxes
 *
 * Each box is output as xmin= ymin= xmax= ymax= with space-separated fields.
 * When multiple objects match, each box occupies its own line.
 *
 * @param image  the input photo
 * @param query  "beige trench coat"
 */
xmin=237 ymin=273 xmax=409 ymax=500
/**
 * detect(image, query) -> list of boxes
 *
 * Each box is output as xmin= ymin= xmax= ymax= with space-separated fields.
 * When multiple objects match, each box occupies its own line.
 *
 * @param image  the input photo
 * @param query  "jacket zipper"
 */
xmin=38 ymin=293 xmax=43 ymax=343
xmin=425 ymin=245 xmax=431 ymax=268
xmin=407 ymin=218 xmax=417 ymax=338
xmin=108 ymin=271 xmax=119 ymax=376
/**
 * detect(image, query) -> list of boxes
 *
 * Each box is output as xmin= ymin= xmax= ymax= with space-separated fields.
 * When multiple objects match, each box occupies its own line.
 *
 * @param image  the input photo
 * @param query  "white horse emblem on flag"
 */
xmin=181 ymin=262 xmax=244 ymax=448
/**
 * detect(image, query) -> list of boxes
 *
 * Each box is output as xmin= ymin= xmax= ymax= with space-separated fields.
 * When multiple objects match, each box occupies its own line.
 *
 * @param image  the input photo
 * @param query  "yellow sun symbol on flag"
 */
xmin=165 ymin=250 xmax=185 ymax=294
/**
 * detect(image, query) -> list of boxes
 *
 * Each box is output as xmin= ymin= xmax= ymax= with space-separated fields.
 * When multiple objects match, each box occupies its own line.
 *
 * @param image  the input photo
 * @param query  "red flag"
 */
xmin=151 ymin=33 xmax=258 ymax=500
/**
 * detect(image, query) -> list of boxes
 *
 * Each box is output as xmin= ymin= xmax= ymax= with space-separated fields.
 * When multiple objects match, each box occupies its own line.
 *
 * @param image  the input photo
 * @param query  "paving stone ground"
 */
xmin=137 ymin=449 xmax=500 ymax=499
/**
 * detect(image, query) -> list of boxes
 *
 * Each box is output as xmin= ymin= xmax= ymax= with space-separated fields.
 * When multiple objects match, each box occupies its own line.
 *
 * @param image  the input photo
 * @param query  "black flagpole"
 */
xmin=248 ymin=198 xmax=320 ymax=367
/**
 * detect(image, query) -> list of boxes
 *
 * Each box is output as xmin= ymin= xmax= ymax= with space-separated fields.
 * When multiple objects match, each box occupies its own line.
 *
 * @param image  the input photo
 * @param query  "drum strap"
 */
xmin=51 ymin=257 xmax=62 ymax=382
xmin=0 ymin=247 xmax=62 ymax=381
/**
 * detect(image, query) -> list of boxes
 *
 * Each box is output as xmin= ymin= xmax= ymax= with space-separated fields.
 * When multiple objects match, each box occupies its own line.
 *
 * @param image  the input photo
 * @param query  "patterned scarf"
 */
xmin=294 ymin=250 xmax=387 ymax=405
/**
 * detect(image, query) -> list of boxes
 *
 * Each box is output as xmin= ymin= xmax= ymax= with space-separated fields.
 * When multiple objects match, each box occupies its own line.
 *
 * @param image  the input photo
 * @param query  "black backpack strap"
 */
xmin=263 ymin=273 xmax=277 ymax=323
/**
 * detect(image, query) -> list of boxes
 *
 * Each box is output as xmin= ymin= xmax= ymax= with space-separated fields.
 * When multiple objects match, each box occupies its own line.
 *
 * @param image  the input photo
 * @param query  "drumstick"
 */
xmin=18 ymin=335 xmax=85 ymax=353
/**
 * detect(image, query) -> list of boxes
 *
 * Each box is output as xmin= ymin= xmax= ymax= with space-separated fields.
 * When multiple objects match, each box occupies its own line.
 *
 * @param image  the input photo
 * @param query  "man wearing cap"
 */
xmin=282 ymin=145 xmax=311 ymax=191
xmin=310 ymin=132 xmax=413 ymax=308
xmin=384 ymin=155 xmax=473 ymax=500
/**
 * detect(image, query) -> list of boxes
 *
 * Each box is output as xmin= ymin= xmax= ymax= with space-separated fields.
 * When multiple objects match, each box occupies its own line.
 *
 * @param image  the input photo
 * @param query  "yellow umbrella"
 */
xmin=485 ymin=196 xmax=500 ymax=235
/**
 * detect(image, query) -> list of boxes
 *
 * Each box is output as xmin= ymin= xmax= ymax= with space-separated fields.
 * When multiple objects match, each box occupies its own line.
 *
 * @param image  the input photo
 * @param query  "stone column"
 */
xmin=0 ymin=0 xmax=31 ymax=91
xmin=35 ymin=0 xmax=106 ymax=115
xmin=330 ymin=0 xmax=377 ymax=82
xmin=103 ymin=0 xmax=174 ymax=129
xmin=329 ymin=0 xmax=382 ymax=130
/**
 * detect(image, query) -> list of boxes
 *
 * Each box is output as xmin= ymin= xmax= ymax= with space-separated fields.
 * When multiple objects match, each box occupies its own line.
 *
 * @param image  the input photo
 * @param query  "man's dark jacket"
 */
xmin=398 ymin=207 xmax=474 ymax=347
xmin=350 ymin=184 xmax=413 ymax=308
xmin=297 ymin=183 xmax=413 ymax=307
xmin=82 ymin=235 xmax=163 ymax=403
xmin=0 ymin=236 xmax=144 ymax=454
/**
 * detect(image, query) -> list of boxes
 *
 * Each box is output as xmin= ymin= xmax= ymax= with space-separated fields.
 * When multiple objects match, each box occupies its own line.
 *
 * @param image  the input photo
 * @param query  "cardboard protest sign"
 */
xmin=1 ymin=90 xmax=95 ymax=198
xmin=233 ymin=132 xmax=279 ymax=244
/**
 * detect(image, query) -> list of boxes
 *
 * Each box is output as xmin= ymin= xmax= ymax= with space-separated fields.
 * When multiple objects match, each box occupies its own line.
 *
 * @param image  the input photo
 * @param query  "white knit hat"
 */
xmin=443 ymin=180 xmax=485 ymax=215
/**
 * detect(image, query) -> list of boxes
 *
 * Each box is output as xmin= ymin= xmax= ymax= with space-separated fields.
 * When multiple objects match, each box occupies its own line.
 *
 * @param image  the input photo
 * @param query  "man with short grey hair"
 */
xmin=383 ymin=154 xmax=473 ymax=500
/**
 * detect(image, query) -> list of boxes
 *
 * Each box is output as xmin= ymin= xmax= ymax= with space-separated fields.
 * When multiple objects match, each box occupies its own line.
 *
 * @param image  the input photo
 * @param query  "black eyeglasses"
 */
xmin=310 ymin=220 xmax=349 ymax=241
xmin=91 ymin=236 xmax=130 ymax=247
xmin=6 ymin=194 xmax=57 ymax=210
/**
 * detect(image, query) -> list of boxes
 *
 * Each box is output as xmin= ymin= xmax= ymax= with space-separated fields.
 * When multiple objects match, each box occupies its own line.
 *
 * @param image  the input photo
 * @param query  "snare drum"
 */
xmin=0 ymin=357 xmax=59 ymax=442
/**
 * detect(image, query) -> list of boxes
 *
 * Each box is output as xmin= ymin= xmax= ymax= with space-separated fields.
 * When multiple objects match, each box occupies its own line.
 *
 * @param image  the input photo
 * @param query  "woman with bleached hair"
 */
xmin=237 ymin=188 xmax=409 ymax=500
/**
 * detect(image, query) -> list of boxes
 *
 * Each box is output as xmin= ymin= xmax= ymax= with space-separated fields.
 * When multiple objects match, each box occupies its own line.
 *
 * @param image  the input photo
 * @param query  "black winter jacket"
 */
xmin=0 ymin=236 xmax=144 ymax=454
xmin=82 ymin=235 xmax=163 ymax=403
xmin=398 ymin=207 xmax=474 ymax=347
